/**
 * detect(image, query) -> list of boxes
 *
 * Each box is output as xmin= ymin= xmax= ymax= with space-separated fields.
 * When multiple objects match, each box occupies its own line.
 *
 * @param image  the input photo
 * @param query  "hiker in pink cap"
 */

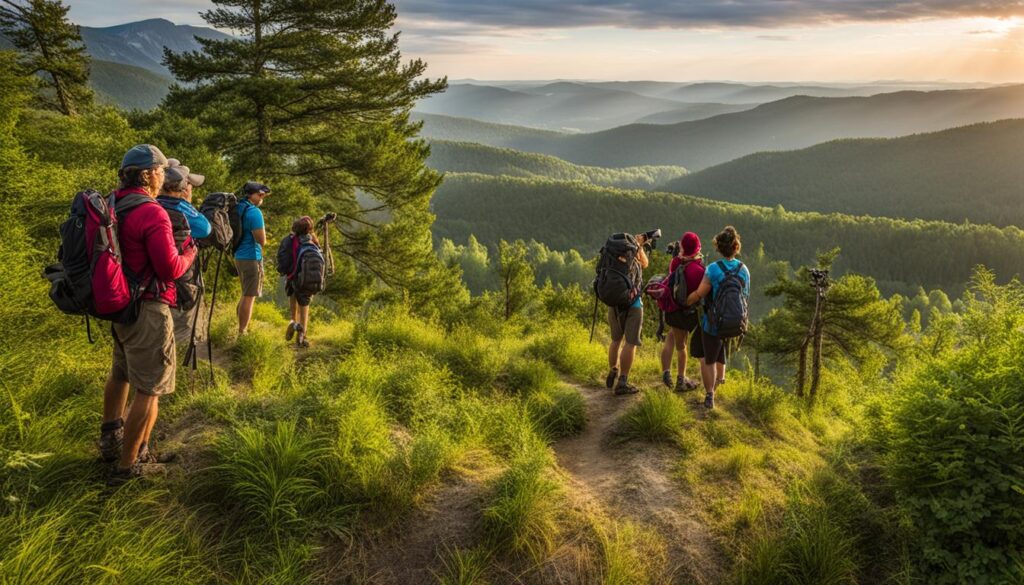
xmin=659 ymin=232 xmax=705 ymax=392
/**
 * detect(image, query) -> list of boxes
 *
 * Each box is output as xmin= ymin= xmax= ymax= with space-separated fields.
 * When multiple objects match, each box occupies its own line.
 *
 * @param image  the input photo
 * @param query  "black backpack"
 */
xmin=276 ymin=234 xmax=297 ymax=277
xmin=156 ymin=196 xmax=202 ymax=312
xmin=593 ymin=233 xmax=642 ymax=309
xmin=707 ymin=260 xmax=748 ymax=338
xmin=669 ymin=258 xmax=699 ymax=315
xmin=293 ymin=242 xmax=326 ymax=295
xmin=197 ymin=192 xmax=237 ymax=252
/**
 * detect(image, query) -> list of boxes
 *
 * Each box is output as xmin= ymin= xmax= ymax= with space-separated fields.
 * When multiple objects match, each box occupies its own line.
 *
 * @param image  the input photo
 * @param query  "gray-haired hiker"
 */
xmin=235 ymin=182 xmax=269 ymax=336
xmin=157 ymin=159 xmax=210 ymax=361
xmin=686 ymin=226 xmax=750 ymax=409
xmin=99 ymin=145 xmax=197 ymax=484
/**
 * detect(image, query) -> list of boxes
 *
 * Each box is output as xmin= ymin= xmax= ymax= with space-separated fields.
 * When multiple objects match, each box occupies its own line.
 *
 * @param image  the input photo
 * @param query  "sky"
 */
xmin=68 ymin=0 xmax=1024 ymax=83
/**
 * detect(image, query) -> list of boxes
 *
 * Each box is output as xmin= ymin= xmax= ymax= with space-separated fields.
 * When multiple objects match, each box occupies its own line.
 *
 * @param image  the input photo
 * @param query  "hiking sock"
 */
xmin=100 ymin=418 xmax=124 ymax=433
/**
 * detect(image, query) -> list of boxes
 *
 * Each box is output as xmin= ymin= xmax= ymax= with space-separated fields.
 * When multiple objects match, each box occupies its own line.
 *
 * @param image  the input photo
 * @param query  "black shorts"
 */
xmin=285 ymin=280 xmax=313 ymax=307
xmin=698 ymin=329 xmax=728 ymax=365
xmin=664 ymin=309 xmax=698 ymax=333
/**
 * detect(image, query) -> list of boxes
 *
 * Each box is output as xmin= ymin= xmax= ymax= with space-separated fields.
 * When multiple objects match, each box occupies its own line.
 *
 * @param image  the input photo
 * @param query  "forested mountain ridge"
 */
xmin=79 ymin=18 xmax=229 ymax=75
xmin=426 ymin=140 xmax=687 ymax=189
xmin=417 ymin=85 xmax=1024 ymax=170
xmin=663 ymin=119 xmax=1024 ymax=227
xmin=431 ymin=173 xmax=1024 ymax=296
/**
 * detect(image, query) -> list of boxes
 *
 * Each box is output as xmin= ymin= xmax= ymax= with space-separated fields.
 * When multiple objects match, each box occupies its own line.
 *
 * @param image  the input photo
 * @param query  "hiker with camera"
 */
xmin=235 ymin=182 xmax=270 ymax=336
xmin=657 ymin=232 xmax=704 ymax=393
xmin=686 ymin=226 xmax=750 ymax=409
xmin=276 ymin=215 xmax=328 ymax=348
xmin=98 ymin=145 xmax=198 ymax=483
xmin=157 ymin=159 xmax=209 ymax=360
xmin=595 ymin=230 xmax=656 ymax=395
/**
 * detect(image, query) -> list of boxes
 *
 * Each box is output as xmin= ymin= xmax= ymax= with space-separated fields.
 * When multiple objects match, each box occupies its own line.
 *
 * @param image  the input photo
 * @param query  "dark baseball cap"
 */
xmin=121 ymin=144 xmax=168 ymax=170
xmin=166 ymin=158 xmax=205 ymax=187
xmin=242 ymin=181 xmax=271 ymax=195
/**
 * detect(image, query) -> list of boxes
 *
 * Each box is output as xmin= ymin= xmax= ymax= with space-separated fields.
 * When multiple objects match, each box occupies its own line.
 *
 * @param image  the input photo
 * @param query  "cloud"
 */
xmin=757 ymin=34 xmax=794 ymax=41
xmin=394 ymin=0 xmax=1024 ymax=29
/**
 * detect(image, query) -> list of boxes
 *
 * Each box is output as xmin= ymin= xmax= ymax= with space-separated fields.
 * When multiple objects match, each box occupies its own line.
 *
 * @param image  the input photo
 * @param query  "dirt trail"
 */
xmin=554 ymin=383 xmax=725 ymax=585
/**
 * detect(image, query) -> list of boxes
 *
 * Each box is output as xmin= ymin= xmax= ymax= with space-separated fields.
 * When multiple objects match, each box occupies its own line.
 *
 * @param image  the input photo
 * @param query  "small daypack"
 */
xmin=293 ymin=242 xmax=326 ymax=295
xmin=669 ymin=258 xmax=700 ymax=315
xmin=593 ymin=233 xmax=642 ymax=309
xmin=276 ymin=234 xmax=298 ymax=277
xmin=197 ymin=192 xmax=237 ymax=251
xmin=44 ymin=190 xmax=154 ymax=327
xmin=156 ymin=197 xmax=202 ymax=312
xmin=644 ymin=275 xmax=679 ymax=314
xmin=230 ymin=199 xmax=256 ymax=253
xmin=707 ymin=260 xmax=748 ymax=338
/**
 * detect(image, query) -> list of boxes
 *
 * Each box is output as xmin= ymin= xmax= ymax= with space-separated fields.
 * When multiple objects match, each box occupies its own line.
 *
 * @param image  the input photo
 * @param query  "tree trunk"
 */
xmin=796 ymin=342 xmax=807 ymax=397
xmin=810 ymin=319 xmax=824 ymax=402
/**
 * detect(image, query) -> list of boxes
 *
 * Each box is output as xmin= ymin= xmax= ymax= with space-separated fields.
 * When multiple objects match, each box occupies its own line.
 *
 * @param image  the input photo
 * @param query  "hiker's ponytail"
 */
xmin=713 ymin=226 xmax=741 ymax=258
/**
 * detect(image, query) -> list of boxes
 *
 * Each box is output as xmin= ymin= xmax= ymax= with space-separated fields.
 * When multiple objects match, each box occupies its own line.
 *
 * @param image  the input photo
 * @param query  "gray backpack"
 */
xmin=294 ymin=242 xmax=326 ymax=295
xmin=707 ymin=260 xmax=748 ymax=338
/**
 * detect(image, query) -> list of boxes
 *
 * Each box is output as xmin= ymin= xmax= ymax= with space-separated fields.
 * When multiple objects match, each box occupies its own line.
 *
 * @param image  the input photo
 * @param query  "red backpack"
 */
xmin=45 ymin=190 xmax=155 ymax=336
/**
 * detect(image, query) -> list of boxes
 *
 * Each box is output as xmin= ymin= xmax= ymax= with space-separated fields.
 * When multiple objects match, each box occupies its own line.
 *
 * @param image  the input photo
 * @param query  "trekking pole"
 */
xmin=206 ymin=248 xmax=224 ymax=383
xmin=589 ymin=294 xmax=599 ymax=343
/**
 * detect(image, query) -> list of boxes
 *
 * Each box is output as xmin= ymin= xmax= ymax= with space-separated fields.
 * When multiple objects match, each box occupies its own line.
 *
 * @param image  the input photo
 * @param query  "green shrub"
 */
xmin=356 ymin=307 xmax=443 ymax=353
xmin=733 ymin=378 xmax=789 ymax=428
xmin=526 ymin=319 xmax=606 ymax=383
xmin=437 ymin=326 xmax=506 ymax=389
xmin=482 ymin=450 xmax=561 ymax=561
xmin=527 ymin=385 xmax=586 ymax=440
xmin=200 ymin=420 xmax=324 ymax=535
xmin=736 ymin=509 xmax=857 ymax=585
xmin=504 ymin=357 xmax=558 ymax=396
xmin=617 ymin=389 xmax=692 ymax=445
xmin=880 ymin=278 xmax=1024 ymax=583
xmin=377 ymin=425 xmax=457 ymax=510
xmin=381 ymin=354 xmax=453 ymax=427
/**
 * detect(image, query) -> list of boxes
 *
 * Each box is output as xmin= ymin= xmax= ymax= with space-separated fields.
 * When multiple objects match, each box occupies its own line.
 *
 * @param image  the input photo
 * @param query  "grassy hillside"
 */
xmin=427 ymin=141 xmax=687 ymax=189
xmin=663 ymin=119 xmax=1024 ymax=228
xmin=432 ymin=173 xmax=1024 ymax=295
xmin=89 ymin=59 xmax=172 ymax=110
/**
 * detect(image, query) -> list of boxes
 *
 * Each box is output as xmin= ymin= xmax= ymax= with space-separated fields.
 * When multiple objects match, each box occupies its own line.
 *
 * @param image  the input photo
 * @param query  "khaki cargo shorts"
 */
xmin=608 ymin=305 xmax=643 ymax=346
xmin=235 ymin=259 xmax=264 ymax=297
xmin=111 ymin=301 xmax=176 ymax=396
xmin=172 ymin=300 xmax=208 ymax=362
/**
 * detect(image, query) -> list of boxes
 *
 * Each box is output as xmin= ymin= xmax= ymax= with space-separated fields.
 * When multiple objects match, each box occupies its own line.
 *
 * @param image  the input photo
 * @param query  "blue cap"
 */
xmin=121 ymin=144 xmax=168 ymax=170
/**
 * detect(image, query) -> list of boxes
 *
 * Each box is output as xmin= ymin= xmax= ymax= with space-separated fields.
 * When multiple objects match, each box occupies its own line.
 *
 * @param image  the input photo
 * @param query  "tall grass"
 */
xmin=482 ymin=449 xmax=561 ymax=561
xmin=434 ymin=546 xmax=492 ymax=585
xmin=617 ymin=389 xmax=692 ymax=445
xmin=527 ymin=385 xmax=587 ymax=440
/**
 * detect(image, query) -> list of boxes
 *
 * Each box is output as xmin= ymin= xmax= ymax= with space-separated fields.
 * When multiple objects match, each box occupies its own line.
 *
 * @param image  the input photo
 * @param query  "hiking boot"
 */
xmin=107 ymin=463 xmax=143 ymax=487
xmin=685 ymin=377 xmax=700 ymax=390
xmin=285 ymin=321 xmax=297 ymax=341
xmin=673 ymin=377 xmax=688 ymax=393
xmin=605 ymin=368 xmax=619 ymax=389
xmin=296 ymin=336 xmax=310 ymax=349
xmin=661 ymin=371 xmax=672 ymax=388
xmin=97 ymin=423 xmax=123 ymax=463
xmin=614 ymin=382 xmax=640 ymax=396
xmin=135 ymin=443 xmax=177 ymax=465
xmin=704 ymin=392 xmax=716 ymax=409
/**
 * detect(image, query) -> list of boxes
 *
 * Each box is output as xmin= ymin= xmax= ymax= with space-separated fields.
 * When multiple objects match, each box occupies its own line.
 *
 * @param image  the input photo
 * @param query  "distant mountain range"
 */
xmin=79 ymin=18 xmax=229 ymax=76
xmin=417 ymin=85 xmax=1024 ymax=170
xmin=663 ymin=119 xmax=1024 ymax=227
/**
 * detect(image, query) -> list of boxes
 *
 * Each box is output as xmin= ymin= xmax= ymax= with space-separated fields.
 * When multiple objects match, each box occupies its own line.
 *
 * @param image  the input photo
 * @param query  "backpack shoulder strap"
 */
xmin=114 ymin=192 xmax=155 ymax=215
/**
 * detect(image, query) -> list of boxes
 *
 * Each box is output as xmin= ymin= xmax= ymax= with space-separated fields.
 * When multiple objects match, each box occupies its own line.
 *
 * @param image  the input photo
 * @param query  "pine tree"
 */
xmin=0 ymin=0 xmax=91 ymax=116
xmin=757 ymin=249 xmax=905 ymax=401
xmin=164 ymin=0 xmax=447 ymax=286
xmin=497 ymin=240 xmax=534 ymax=320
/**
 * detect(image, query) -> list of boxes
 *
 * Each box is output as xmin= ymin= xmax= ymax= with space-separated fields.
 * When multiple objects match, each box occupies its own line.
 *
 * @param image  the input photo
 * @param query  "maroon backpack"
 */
xmin=44 ymin=190 xmax=155 ymax=338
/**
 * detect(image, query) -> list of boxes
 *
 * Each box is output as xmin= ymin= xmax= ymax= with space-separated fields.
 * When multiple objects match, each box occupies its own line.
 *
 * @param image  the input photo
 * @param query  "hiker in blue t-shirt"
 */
xmin=686 ymin=226 xmax=750 ymax=409
xmin=235 ymin=181 xmax=270 ymax=335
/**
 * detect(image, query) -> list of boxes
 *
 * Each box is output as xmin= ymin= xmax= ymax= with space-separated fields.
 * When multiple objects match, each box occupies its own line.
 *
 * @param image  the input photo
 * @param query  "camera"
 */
xmin=638 ymin=228 xmax=661 ymax=252
xmin=665 ymin=240 xmax=681 ymax=258
xmin=809 ymin=268 xmax=830 ymax=289
xmin=316 ymin=212 xmax=338 ymax=229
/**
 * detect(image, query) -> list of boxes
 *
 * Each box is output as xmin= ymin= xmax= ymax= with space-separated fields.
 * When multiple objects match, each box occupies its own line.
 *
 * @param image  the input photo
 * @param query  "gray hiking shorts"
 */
xmin=608 ymin=305 xmax=643 ymax=346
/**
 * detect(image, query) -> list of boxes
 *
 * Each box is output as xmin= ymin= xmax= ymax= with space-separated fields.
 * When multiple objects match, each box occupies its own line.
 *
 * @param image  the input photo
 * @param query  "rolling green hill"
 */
xmin=432 ymin=173 xmax=1024 ymax=295
xmin=418 ymin=86 xmax=1024 ymax=171
xmin=662 ymin=119 xmax=1024 ymax=228
xmin=89 ymin=59 xmax=172 ymax=110
xmin=427 ymin=141 xmax=687 ymax=189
